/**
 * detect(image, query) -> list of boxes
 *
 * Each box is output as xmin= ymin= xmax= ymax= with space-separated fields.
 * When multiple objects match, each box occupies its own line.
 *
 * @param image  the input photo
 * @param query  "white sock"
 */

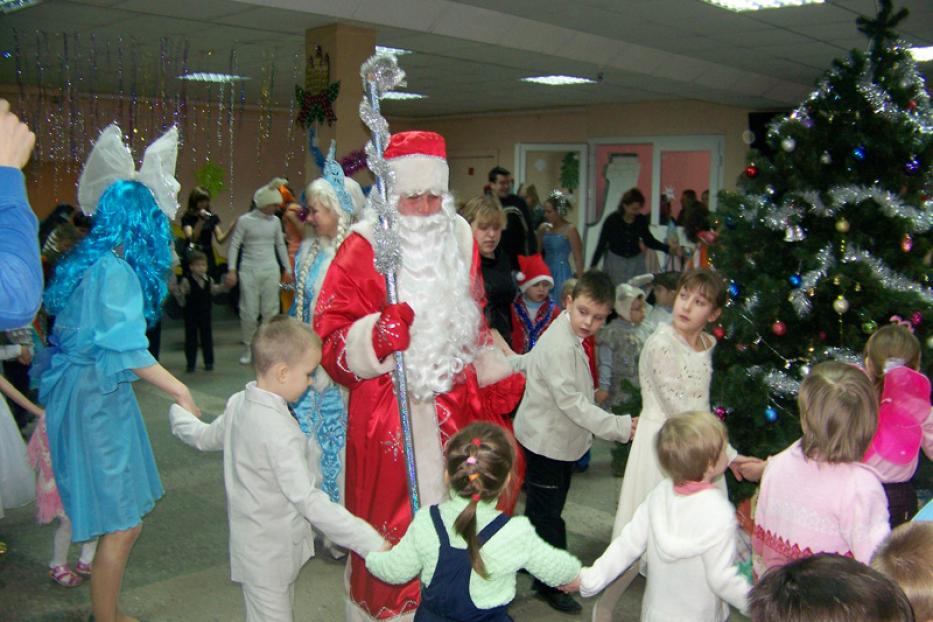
xmin=78 ymin=539 xmax=98 ymax=565
xmin=50 ymin=517 xmax=72 ymax=568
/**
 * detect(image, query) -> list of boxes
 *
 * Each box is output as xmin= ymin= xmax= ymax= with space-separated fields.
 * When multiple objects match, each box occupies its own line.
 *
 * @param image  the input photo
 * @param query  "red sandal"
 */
xmin=49 ymin=564 xmax=83 ymax=587
xmin=75 ymin=560 xmax=92 ymax=576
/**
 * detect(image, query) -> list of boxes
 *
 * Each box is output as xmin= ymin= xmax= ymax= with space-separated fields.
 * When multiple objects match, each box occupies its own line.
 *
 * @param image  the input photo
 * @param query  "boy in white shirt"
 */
xmin=170 ymin=315 xmax=385 ymax=622
xmin=511 ymin=269 xmax=636 ymax=613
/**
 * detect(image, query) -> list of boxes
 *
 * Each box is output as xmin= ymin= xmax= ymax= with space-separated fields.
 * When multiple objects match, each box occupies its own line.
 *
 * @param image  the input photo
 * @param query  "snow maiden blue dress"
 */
xmin=36 ymin=252 xmax=162 ymax=542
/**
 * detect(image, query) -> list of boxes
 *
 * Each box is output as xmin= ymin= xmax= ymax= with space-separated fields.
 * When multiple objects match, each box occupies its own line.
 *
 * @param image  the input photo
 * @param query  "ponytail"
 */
xmin=445 ymin=423 xmax=515 ymax=579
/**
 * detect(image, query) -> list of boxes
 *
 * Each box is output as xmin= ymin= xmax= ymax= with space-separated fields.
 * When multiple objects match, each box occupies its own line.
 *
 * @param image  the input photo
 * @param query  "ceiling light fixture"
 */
xmin=178 ymin=72 xmax=250 ymax=83
xmin=375 ymin=46 xmax=413 ymax=56
xmin=0 ymin=0 xmax=42 ymax=13
xmin=910 ymin=46 xmax=933 ymax=62
xmin=521 ymin=75 xmax=596 ymax=86
xmin=382 ymin=91 xmax=426 ymax=100
xmin=702 ymin=0 xmax=823 ymax=11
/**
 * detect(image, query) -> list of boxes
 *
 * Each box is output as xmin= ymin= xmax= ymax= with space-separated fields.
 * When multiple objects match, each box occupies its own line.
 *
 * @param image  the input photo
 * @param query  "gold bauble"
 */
xmin=835 ymin=218 xmax=850 ymax=233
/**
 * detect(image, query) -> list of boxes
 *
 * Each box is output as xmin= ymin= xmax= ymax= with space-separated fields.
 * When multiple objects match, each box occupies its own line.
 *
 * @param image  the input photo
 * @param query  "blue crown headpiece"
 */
xmin=324 ymin=141 xmax=355 ymax=216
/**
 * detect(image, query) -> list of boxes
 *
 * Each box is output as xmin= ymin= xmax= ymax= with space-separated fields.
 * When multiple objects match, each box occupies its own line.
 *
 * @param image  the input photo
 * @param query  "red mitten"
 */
xmin=372 ymin=302 xmax=415 ymax=361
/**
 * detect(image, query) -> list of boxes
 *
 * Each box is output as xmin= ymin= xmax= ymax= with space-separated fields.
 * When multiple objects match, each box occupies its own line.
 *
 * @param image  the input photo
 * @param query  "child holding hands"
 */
xmin=366 ymin=422 xmax=581 ymax=621
xmin=511 ymin=270 xmax=635 ymax=613
xmin=572 ymin=411 xmax=751 ymax=621
xmin=753 ymin=361 xmax=890 ymax=576
xmin=170 ymin=315 xmax=385 ymax=622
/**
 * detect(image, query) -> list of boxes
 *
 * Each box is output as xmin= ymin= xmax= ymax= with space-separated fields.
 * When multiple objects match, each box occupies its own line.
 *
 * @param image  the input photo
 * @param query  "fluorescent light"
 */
xmin=178 ymin=72 xmax=250 ymax=83
xmin=0 ymin=0 xmax=41 ymax=13
xmin=703 ymin=0 xmax=823 ymax=11
xmin=521 ymin=75 xmax=596 ymax=86
xmin=910 ymin=46 xmax=933 ymax=62
xmin=382 ymin=91 xmax=426 ymax=100
xmin=376 ymin=46 xmax=413 ymax=56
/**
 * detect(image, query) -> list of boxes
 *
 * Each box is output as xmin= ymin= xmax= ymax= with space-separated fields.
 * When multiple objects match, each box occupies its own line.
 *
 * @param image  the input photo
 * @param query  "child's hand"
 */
xmin=731 ymin=455 xmax=766 ymax=482
xmin=558 ymin=575 xmax=582 ymax=593
xmin=595 ymin=389 xmax=609 ymax=405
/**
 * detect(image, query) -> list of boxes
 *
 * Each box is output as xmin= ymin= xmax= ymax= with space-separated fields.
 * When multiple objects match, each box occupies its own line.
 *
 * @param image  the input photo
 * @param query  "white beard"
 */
xmin=396 ymin=196 xmax=481 ymax=402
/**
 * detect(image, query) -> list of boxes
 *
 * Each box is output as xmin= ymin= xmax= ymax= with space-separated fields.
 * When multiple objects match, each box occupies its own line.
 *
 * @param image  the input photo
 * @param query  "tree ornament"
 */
xmin=772 ymin=320 xmax=787 ymax=336
xmin=904 ymin=157 xmax=920 ymax=175
xmin=820 ymin=151 xmax=832 ymax=165
xmin=807 ymin=287 xmax=816 ymax=298
xmin=927 ymin=335 xmax=933 ymax=350
xmin=800 ymin=364 xmax=811 ymax=377
xmin=862 ymin=319 xmax=878 ymax=333
xmin=832 ymin=275 xmax=842 ymax=286
xmin=833 ymin=295 xmax=850 ymax=315
xmin=728 ymin=282 xmax=741 ymax=298
xmin=911 ymin=311 xmax=923 ymax=327
xmin=781 ymin=137 xmax=797 ymax=152
xmin=764 ymin=406 xmax=778 ymax=423
xmin=819 ymin=330 xmax=828 ymax=341
xmin=712 ymin=326 xmax=726 ymax=340
xmin=714 ymin=406 xmax=728 ymax=420
xmin=788 ymin=274 xmax=802 ymax=288
xmin=908 ymin=99 xmax=917 ymax=111
xmin=744 ymin=164 xmax=759 ymax=179
xmin=852 ymin=146 xmax=866 ymax=161
xmin=835 ymin=218 xmax=850 ymax=233
xmin=854 ymin=282 xmax=862 ymax=292
xmin=725 ymin=216 xmax=737 ymax=230
xmin=901 ymin=233 xmax=913 ymax=252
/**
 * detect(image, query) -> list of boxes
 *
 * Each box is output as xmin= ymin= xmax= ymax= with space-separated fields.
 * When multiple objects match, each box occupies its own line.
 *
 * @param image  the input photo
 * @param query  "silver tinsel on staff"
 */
xmin=359 ymin=52 xmax=420 ymax=513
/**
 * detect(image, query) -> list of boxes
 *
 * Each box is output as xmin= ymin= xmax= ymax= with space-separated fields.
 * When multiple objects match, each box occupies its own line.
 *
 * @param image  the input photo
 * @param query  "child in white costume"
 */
xmin=574 ymin=411 xmax=750 ymax=621
xmin=170 ymin=316 xmax=384 ymax=622
xmin=596 ymin=283 xmax=653 ymax=409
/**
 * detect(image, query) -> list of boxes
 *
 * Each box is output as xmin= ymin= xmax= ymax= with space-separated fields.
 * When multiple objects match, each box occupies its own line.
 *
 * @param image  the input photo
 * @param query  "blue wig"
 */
xmin=44 ymin=180 xmax=173 ymax=326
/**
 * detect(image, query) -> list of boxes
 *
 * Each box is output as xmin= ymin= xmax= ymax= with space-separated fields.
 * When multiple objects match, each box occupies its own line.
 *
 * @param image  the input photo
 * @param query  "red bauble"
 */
xmin=712 ymin=326 xmax=726 ymax=340
xmin=744 ymin=165 xmax=759 ymax=178
xmin=772 ymin=321 xmax=787 ymax=336
xmin=908 ymin=100 xmax=918 ymax=111
xmin=818 ymin=330 xmax=828 ymax=341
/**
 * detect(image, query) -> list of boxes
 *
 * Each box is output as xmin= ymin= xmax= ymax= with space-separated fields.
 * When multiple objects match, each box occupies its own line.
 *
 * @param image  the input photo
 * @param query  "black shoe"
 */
xmin=185 ymin=366 xmax=195 ymax=373
xmin=204 ymin=364 xmax=213 ymax=371
xmin=537 ymin=588 xmax=582 ymax=614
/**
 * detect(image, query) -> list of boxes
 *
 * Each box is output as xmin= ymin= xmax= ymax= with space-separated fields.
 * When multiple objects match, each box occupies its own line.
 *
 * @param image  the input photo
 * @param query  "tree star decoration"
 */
xmin=295 ymin=46 xmax=341 ymax=128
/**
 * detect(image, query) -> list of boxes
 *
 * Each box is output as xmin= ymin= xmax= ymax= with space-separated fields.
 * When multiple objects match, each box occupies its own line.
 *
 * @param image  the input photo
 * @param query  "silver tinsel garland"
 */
xmin=790 ymin=244 xmax=833 ymax=317
xmin=842 ymin=245 xmax=933 ymax=304
xmin=749 ymin=366 xmax=800 ymax=396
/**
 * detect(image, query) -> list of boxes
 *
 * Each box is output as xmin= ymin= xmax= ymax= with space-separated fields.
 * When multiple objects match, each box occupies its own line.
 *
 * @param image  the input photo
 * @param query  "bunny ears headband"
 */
xmin=77 ymin=124 xmax=181 ymax=220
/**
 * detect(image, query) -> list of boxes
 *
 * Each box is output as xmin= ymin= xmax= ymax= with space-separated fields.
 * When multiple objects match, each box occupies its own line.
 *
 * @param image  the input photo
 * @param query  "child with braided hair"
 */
xmin=366 ymin=422 xmax=581 ymax=621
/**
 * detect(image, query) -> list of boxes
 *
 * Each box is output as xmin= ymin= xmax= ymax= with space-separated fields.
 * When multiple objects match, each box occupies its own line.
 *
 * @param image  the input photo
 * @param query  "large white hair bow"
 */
xmin=77 ymin=124 xmax=181 ymax=219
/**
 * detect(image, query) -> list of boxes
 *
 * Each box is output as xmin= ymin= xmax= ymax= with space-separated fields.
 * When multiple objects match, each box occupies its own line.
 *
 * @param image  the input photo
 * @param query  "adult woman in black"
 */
xmin=591 ymin=187 xmax=678 ymax=286
xmin=461 ymin=195 xmax=516 ymax=350
xmin=180 ymin=186 xmax=234 ymax=278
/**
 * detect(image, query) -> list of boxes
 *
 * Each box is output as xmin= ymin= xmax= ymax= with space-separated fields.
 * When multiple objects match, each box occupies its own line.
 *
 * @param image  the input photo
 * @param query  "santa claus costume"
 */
xmin=314 ymin=131 xmax=524 ymax=621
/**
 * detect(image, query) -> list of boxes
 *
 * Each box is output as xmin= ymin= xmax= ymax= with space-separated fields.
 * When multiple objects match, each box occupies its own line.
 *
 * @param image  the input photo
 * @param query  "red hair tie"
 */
xmin=470 ymin=438 xmax=482 ymax=447
xmin=471 ymin=493 xmax=481 ymax=502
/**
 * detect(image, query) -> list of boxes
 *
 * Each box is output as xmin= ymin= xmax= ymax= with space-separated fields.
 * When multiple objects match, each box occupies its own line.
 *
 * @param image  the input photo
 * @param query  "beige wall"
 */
xmin=390 ymin=100 xmax=751 ymax=201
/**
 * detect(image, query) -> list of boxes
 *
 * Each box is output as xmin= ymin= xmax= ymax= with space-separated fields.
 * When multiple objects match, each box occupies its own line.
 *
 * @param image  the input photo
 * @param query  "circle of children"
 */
xmin=1 ymin=114 xmax=931 ymax=622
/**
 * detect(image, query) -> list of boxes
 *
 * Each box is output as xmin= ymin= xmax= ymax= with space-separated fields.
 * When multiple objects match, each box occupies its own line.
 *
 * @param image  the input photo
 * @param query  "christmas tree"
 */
xmin=712 ymin=1 xmax=932 ymax=501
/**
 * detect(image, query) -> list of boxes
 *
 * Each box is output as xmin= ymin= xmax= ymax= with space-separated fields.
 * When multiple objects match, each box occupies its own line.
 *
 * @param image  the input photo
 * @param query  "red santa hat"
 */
xmin=384 ymin=131 xmax=449 ymax=197
xmin=516 ymin=254 xmax=554 ymax=293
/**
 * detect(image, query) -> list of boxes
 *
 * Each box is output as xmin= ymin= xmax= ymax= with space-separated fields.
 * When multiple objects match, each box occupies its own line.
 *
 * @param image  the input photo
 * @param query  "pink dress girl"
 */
xmin=27 ymin=415 xmax=98 ymax=587
xmin=862 ymin=363 xmax=933 ymax=527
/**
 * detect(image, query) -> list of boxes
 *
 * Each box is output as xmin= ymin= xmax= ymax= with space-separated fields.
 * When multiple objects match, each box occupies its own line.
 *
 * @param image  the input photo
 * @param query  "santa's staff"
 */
xmin=358 ymin=52 xmax=420 ymax=513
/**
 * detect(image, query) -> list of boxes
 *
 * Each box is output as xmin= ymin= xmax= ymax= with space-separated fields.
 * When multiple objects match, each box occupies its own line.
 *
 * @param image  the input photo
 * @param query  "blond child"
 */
xmin=861 ymin=323 xmax=932 ymax=527
xmin=753 ymin=361 xmax=890 ymax=577
xmin=366 ymin=422 xmax=581 ymax=620
xmin=169 ymin=315 xmax=384 ymax=622
xmin=872 ymin=521 xmax=933 ymax=622
xmin=574 ymin=411 xmax=751 ymax=620
xmin=559 ymin=278 xmax=576 ymax=310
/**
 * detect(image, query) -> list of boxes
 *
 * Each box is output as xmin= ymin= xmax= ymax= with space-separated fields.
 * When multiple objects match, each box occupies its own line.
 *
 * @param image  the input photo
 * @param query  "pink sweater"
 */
xmin=752 ymin=441 xmax=890 ymax=578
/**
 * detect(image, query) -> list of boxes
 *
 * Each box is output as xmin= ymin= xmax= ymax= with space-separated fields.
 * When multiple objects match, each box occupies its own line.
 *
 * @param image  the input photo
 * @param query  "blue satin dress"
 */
xmin=542 ymin=232 xmax=573 ymax=300
xmin=289 ymin=244 xmax=347 ymax=503
xmin=36 ymin=253 xmax=162 ymax=542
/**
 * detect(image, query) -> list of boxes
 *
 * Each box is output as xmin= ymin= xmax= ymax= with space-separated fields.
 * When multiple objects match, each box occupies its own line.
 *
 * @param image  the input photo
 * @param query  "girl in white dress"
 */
xmin=593 ymin=269 xmax=762 ymax=621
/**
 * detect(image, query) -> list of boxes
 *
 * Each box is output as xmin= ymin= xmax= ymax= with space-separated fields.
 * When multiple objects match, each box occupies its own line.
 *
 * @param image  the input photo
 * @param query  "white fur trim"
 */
xmin=518 ymin=274 xmax=553 ymax=293
xmin=345 ymin=312 xmax=395 ymax=379
xmin=411 ymin=400 xmax=446 ymax=505
xmin=473 ymin=346 xmax=515 ymax=387
xmin=389 ymin=156 xmax=448 ymax=197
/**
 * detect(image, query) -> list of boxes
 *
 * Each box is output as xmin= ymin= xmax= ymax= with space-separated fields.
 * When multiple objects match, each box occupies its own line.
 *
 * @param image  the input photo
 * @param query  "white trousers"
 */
xmin=238 ymin=264 xmax=281 ymax=346
xmin=243 ymin=581 xmax=295 ymax=622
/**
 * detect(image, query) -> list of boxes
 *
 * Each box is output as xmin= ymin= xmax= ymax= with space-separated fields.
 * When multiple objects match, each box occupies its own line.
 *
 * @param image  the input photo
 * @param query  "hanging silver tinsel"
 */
xmin=842 ymin=245 xmax=933 ymax=304
xmin=816 ymin=346 xmax=862 ymax=366
xmin=790 ymin=244 xmax=834 ymax=317
xmin=750 ymin=366 xmax=801 ymax=396
xmin=828 ymin=185 xmax=932 ymax=233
